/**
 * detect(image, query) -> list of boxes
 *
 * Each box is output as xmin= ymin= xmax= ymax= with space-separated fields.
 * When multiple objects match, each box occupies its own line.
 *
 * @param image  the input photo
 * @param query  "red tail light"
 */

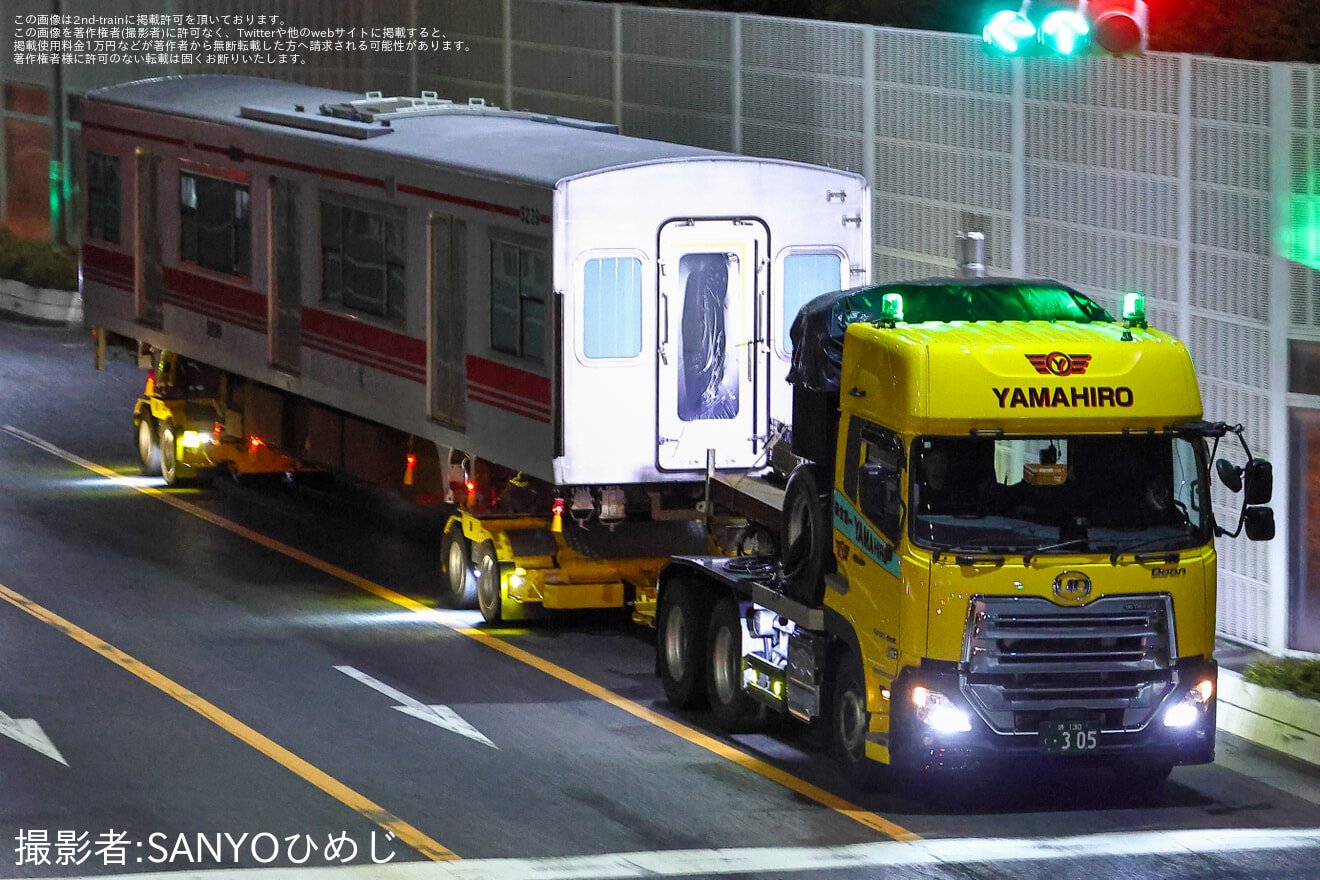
xmin=213 ymin=422 xmax=222 ymax=442
xmin=552 ymin=498 xmax=565 ymax=516
xmin=144 ymin=369 xmax=155 ymax=395
xmin=249 ymin=436 xmax=265 ymax=450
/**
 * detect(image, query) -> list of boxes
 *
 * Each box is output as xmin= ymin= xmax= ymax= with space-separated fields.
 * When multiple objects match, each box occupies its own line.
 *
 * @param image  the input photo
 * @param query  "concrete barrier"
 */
xmin=1219 ymin=668 xmax=1320 ymax=768
xmin=0 ymin=277 xmax=82 ymax=326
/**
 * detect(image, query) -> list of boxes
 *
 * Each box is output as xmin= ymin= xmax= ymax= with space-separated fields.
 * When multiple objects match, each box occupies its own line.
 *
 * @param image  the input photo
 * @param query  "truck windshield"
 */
xmin=909 ymin=433 xmax=1211 ymax=557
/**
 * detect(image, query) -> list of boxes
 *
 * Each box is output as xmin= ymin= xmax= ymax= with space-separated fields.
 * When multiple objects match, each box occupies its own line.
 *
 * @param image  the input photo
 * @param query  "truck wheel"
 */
xmin=474 ymin=540 xmax=503 ymax=623
xmin=440 ymin=524 xmax=477 ymax=609
xmin=1114 ymin=759 xmax=1173 ymax=806
xmin=658 ymin=581 xmax=709 ymax=709
xmin=159 ymin=420 xmax=183 ymax=486
xmin=137 ymin=415 xmax=160 ymax=475
xmin=782 ymin=465 xmax=832 ymax=605
xmin=706 ymin=597 xmax=763 ymax=731
xmin=831 ymin=653 xmax=879 ymax=790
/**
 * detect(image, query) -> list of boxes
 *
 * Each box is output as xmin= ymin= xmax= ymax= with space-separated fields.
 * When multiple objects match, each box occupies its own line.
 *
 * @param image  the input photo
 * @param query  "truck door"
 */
xmin=656 ymin=218 xmax=768 ymax=471
xmin=269 ymin=177 xmax=301 ymax=373
xmin=134 ymin=150 xmax=163 ymax=328
xmin=838 ymin=416 xmax=904 ymax=683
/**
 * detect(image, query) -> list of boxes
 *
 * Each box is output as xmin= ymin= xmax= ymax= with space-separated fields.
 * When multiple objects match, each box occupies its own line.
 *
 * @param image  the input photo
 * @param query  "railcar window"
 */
xmin=85 ymin=151 xmax=120 ymax=244
xmin=583 ymin=256 xmax=642 ymax=359
xmin=319 ymin=197 xmax=406 ymax=324
xmin=491 ymin=241 xmax=548 ymax=362
xmin=780 ymin=252 xmax=841 ymax=353
xmin=179 ymin=172 xmax=250 ymax=277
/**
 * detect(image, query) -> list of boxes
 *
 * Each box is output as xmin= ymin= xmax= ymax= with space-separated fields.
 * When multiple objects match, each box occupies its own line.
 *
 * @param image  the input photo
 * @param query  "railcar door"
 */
xmin=269 ymin=176 xmax=301 ymax=373
xmin=656 ymin=218 xmax=768 ymax=471
xmin=134 ymin=150 xmax=163 ymax=328
xmin=428 ymin=212 xmax=467 ymax=428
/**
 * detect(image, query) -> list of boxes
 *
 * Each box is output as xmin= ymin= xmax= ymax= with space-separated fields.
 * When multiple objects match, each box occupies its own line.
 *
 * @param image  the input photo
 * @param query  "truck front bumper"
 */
xmin=891 ymin=658 xmax=1218 ymax=773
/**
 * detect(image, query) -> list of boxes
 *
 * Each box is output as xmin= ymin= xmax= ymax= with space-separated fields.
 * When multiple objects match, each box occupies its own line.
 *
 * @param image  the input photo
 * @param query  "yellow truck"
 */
xmin=132 ymin=349 xmax=304 ymax=486
xmin=655 ymin=278 xmax=1274 ymax=794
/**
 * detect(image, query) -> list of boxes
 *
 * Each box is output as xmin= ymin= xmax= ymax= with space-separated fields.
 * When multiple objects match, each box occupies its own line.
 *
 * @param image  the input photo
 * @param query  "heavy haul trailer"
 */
xmin=79 ymin=75 xmax=871 ymax=622
xmin=656 ymin=279 xmax=1275 ymax=795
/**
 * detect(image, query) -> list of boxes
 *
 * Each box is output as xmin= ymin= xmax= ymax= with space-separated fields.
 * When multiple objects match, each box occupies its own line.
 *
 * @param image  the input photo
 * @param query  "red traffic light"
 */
xmin=1080 ymin=0 xmax=1148 ymax=55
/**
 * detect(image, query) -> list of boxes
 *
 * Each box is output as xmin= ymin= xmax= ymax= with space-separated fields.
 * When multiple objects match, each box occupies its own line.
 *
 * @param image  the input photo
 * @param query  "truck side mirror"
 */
xmin=858 ymin=463 xmax=901 ymax=541
xmin=1215 ymin=458 xmax=1242 ymax=492
xmin=1243 ymin=459 xmax=1272 ymax=505
xmin=1245 ymin=506 xmax=1275 ymax=541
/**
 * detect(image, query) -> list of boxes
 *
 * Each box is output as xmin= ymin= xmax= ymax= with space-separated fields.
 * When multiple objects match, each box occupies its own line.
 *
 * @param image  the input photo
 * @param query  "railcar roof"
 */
xmin=86 ymin=75 xmax=745 ymax=187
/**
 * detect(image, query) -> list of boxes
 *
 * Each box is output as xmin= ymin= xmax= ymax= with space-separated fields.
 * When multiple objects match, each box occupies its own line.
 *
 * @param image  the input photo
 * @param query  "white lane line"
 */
xmin=335 ymin=665 xmax=497 ymax=749
xmin=43 ymin=827 xmax=1320 ymax=880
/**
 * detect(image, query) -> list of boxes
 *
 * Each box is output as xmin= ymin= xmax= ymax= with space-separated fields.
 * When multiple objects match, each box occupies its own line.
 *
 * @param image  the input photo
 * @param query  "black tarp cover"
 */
xmin=785 ymin=278 xmax=1114 ymax=394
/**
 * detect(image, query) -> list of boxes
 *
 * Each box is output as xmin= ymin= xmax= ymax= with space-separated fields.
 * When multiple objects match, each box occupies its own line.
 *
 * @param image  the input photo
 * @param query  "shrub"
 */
xmin=0 ymin=226 xmax=79 ymax=291
xmin=1243 ymin=658 xmax=1320 ymax=702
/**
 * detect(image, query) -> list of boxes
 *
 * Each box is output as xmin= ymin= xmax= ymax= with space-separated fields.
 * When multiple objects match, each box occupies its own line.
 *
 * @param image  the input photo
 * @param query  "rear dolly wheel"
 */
xmin=474 ymin=540 xmax=502 ymax=624
xmin=440 ymin=524 xmax=478 ymax=609
xmin=137 ymin=415 xmax=160 ymax=475
xmin=159 ymin=420 xmax=183 ymax=486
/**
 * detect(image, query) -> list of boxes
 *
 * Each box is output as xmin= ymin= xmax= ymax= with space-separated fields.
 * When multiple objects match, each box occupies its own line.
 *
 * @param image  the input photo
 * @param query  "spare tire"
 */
xmin=781 ymin=464 xmax=834 ymax=605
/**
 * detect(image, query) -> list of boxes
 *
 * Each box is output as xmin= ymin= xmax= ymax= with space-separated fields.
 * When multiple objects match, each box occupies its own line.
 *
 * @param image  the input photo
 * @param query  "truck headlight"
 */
xmin=1163 ymin=678 xmax=1214 ymax=728
xmin=180 ymin=430 xmax=209 ymax=448
xmin=912 ymin=685 xmax=972 ymax=733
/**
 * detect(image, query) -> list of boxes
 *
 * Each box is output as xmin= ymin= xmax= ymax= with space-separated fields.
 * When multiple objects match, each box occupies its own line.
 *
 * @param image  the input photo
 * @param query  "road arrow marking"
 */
xmin=0 ymin=708 xmax=67 ymax=765
xmin=335 ymin=665 xmax=497 ymax=749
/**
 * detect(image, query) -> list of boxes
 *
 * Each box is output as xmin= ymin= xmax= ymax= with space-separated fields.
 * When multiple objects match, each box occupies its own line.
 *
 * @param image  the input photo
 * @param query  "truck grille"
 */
xmin=961 ymin=594 xmax=1175 ymax=734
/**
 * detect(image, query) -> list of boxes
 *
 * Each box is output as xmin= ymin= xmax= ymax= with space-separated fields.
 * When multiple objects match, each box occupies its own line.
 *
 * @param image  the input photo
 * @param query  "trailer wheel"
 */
xmin=658 ymin=580 xmax=710 ymax=709
xmin=159 ymin=420 xmax=183 ymax=486
xmin=782 ymin=465 xmax=832 ymax=605
xmin=831 ymin=653 xmax=879 ymax=790
xmin=137 ymin=415 xmax=160 ymax=475
xmin=474 ymin=540 xmax=503 ymax=623
xmin=707 ymin=597 xmax=763 ymax=731
xmin=440 ymin=524 xmax=477 ymax=609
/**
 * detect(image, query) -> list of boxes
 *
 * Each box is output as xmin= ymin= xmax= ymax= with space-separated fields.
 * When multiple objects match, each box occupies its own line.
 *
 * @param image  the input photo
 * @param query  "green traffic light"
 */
xmin=983 ymin=9 xmax=1036 ymax=54
xmin=1040 ymin=9 xmax=1090 ymax=56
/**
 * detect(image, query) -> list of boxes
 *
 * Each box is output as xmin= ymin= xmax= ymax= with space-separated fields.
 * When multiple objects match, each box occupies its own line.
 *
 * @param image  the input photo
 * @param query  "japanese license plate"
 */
xmin=1039 ymin=718 xmax=1101 ymax=754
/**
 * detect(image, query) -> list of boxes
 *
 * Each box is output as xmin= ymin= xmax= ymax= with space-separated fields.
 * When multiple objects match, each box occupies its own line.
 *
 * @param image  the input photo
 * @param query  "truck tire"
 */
xmin=159 ymin=420 xmax=182 ymax=486
xmin=658 ymin=580 xmax=710 ymax=709
xmin=473 ymin=540 xmax=502 ymax=623
xmin=440 ymin=524 xmax=478 ymax=609
xmin=706 ymin=597 xmax=763 ymax=731
xmin=831 ymin=653 xmax=879 ymax=790
xmin=1113 ymin=759 xmax=1173 ymax=806
xmin=782 ymin=465 xmax=832 ymax=605
xmin=137 ymin=415 xmax=160 ymax=476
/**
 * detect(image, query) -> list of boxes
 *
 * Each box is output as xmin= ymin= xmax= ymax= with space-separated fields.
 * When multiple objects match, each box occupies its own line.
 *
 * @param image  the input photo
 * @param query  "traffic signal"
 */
xmin=982 ymin=8 xmax=1039 ymax=54
xmin=1039 ymin=8 xmax=1090 ymax=56
xmin=1079 ymin=0 xmax=1149 ymax=55
xmin=982 ymin=1 xmax=1149 ymax=58
xmin=982 ymin=3 xmax=1091 ymax=57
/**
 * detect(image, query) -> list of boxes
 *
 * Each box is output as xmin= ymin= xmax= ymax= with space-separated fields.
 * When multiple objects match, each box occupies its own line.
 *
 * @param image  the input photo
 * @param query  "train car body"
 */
xmin=81 ymin=75 xmax=871 ymax=487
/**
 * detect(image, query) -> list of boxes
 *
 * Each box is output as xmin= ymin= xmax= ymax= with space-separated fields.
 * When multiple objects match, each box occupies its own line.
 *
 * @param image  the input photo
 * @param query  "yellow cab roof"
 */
xmin=841 ymin=318 xmax=1203 ymax=436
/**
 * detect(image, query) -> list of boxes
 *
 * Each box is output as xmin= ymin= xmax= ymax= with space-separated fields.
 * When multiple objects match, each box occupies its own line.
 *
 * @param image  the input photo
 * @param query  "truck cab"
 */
xmin=134 ymin=350 xmax=300 ymax=485
xmin=656 ymin=279 xmax=1274 ymax=795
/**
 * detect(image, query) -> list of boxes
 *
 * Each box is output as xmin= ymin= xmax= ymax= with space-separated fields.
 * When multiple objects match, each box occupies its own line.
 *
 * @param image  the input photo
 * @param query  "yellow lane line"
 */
xmin=1 ymin=425 xmax=921 ymax=843
xmin=0 ymin=581 xmax=458 ymax=861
